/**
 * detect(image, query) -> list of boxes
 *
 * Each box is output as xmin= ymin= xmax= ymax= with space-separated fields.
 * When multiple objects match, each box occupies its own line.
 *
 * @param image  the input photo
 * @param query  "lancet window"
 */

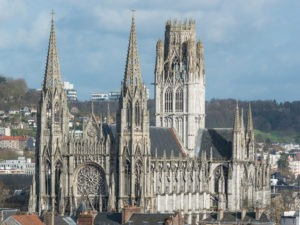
xmin=165 ymin=88 xmax=173 ymax=112
xmin=126 ymin=101 xmax=132 ymax=127
xmin=175 ymin=88 xmax=183 ymax=112
xmin=124 ymin=160 xmax=131 ymax=195
xmin=54 ymin=102 xmax=60 ymax=123
xmin=135 ymin=101 xmax=140 ymax=125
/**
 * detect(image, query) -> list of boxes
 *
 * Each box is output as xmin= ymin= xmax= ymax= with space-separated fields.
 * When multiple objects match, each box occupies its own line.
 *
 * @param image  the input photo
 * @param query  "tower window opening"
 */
xmin=175 ymin=88 xmax=183 ymax=112
xmin=124 ymin=159 xmax=131 ymax=195
xmin=126 ymin=101 xmax=132 ymax=127
xmin=165 ymin=88 xmax=173 ymax=112
xmin=54 ymin=102 xmax=60 ymax=123
xmin=135 ymin=101 xmax=140 ymax=125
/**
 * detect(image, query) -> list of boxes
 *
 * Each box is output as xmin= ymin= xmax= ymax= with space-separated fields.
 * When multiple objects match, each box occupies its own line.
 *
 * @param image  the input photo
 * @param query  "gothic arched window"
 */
xmin=124 ymin=160 xmax=131 ymax=195
xmin=45 ymin=160 xmax=51 ymax=195
xmin=135 ymin=101 xmax=140 ymax=125
xmin=54 ymin=102 xmax=60 ymax=123
xmin=135 ymin=161 xmax=142 ymax=200
xmin=126 ymin=101 xmax=132 ymax=127
xmin=165 ymin=88 xmax=173 ymax=112
xmin=175 ymin=88 xmax=183 ymax=112
xmin=46 ymin=102 xmax=52 ymax=128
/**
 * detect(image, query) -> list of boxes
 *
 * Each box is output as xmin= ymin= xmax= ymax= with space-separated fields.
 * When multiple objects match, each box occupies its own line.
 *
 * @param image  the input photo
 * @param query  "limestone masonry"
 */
xmin=28 ymin=12 xmax=271 ymax=224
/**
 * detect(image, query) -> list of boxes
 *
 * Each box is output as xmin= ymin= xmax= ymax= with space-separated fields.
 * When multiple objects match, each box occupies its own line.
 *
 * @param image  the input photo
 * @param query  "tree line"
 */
xmin=0 ymin=75 xmax=299 ymax=141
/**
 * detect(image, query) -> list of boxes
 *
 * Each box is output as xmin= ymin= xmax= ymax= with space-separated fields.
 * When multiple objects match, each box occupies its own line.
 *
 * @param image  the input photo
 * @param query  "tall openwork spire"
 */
xmin=123 ymin=9 xmax=142 ymax=88
xmin=43 ymin=10 xmax=62 ymax=90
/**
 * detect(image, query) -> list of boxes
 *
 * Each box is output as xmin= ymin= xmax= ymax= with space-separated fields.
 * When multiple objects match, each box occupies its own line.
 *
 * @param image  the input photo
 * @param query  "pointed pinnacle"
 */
xmin=234 ymin=101 xmax=240 ymax=131
xmin=91 ymin=101 xmax=94 ymax=115
xmin=247 ymin=102 xmax=253 ymax=131
xmin=240 ymin=107 xmax=245 ymax=131
xmin=107 ymin=103 xmax=111 ymax=124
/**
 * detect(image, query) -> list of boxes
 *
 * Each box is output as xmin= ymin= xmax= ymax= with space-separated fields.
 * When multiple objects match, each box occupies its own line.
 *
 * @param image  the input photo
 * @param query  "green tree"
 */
xmin=278 ymin=152 xmax=290 ymax=174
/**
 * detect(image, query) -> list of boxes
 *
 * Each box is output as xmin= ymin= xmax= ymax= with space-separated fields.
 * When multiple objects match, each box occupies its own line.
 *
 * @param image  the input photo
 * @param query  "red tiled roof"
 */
xmin=0 ymin=136 xmax=30 ymax=141
xmin=11 ymin=215 xmax=44 ymax=225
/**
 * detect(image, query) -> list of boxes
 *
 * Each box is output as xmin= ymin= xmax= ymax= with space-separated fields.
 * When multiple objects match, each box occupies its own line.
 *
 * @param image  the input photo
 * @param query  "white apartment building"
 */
xmin=0 ymin=127 xmax=10 ymax=136
xmin=63 ymin=81 xmax=78 ymax=101
xmin=0 ymin=157 xmax=35 ymax=175
xmin=92 ymin=92 xmax=108 ymax=101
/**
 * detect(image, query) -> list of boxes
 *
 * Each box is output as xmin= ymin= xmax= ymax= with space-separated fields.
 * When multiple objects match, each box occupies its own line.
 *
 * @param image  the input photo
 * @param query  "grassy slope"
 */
xmin=254 ymin=129 xmax=298 ymax=143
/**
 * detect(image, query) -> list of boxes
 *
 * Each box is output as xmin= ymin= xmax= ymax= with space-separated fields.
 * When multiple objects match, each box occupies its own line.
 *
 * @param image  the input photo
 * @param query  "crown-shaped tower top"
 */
xmin=43 ymin=10 xmax=63 ymax=91
xmin=123 ymin=10 xmax=143 ymax=89
xmin=165 ymin=18 xmax=195 ymax=31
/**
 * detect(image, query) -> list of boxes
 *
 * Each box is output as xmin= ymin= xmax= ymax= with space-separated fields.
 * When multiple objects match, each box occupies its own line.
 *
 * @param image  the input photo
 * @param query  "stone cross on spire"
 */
xmin=123 ymin=9 xmax=142 ymax=89
xmin=43 ymin=10 xmax=62 ymax=91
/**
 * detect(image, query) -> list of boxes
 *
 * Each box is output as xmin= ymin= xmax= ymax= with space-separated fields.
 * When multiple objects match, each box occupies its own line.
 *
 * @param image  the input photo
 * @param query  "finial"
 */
xmin=234 ymin=100 xmax=240 ymax=131
xmin=131 ymin=9 xmax=136 ymax=16
xmin=51 ymin=9 xmax=55 ymax=21
xmin=91 ymin=101 xmax=94 ymax=115
xmin=107 ymin=103 xmax=111 ymax=124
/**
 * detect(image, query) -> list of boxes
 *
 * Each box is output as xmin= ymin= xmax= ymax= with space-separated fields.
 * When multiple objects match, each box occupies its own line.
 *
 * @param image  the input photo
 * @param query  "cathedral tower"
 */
xmin=154 ymin=19 xmax=205 ymax=155
xmin=116 ymin=11 xmax=152 ymax=211
xmin=34 ymin=13 xmax=69 ymax=214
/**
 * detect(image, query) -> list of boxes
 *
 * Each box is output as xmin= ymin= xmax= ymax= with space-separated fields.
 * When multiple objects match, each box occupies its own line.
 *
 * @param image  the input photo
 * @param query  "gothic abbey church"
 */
xmin=29 ymin=13 xmax=271 ymax=223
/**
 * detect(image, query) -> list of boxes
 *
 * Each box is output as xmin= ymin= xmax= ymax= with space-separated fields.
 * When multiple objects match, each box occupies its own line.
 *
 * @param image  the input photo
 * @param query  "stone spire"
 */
xmin=247 ymin=102 xmax=253 ymax=131
xmin=123 ymin=10 xmax=142 ymax=88
xmin=107 ymin=103 xmax=111 ymax=124
xmin=240 ymin=108 xmax=245 ymax=131
xmin=233 ymin=101 xmax=240 ymax=131
xmin=43 ymin=10 xmax=62 ymax=91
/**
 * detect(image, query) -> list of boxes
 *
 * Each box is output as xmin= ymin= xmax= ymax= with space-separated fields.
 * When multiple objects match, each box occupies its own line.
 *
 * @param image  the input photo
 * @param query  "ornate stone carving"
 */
xmin=77 ymin=165 xmax=105 ymax=196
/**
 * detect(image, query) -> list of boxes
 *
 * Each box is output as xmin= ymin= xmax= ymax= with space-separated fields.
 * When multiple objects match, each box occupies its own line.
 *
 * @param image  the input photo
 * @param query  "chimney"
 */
xmin=241 ymin=208 xmax=246 ymax=220
xmin=217 ymin=208 xmax=224 ymax=221
xmin=78 ymin=211 xmax=94 ymax=225
xmin=43 ymin=211 xmax=54 ymax=225
xmin=256 ymin=208 xmax=263 ymax=220
xmin=122 ymin=206 xmax=142 ymax=224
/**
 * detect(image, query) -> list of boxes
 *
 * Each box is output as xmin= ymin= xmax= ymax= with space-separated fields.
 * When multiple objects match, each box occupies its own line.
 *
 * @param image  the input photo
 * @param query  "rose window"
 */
xmin=77 ymin=165 xmax=105 ymax=195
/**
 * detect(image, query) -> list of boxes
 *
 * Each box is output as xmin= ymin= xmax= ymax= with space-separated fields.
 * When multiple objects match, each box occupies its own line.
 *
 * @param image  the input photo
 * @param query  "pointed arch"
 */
xmin=124 ymin=159 xmax=131 ymax=195
xmin=175 ymin=88 xmax=183 ymax=112
xmin=54 ymin=102 xmax=60 ymax=123
xmin=126 ymin=101 xmax=132 ymax=127
xmin=135 ymin=101 xmax=140 ymax=125
xmin=45 ymin=160 xmax=51 ymax=195
xmin=165 ymin=88 xmax=173 ymax=112
xmin=135 ymin=160 xmax=143 ymax=202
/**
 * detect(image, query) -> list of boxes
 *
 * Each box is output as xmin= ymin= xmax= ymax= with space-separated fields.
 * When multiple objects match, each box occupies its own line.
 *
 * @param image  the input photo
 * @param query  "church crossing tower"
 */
xmin=116 ymin=11 xmax=152 ymax=211
xmin=34 ymin=13 xmax=69 ymax=214
xmin=154 ymin=19 xmax=205 ymax=155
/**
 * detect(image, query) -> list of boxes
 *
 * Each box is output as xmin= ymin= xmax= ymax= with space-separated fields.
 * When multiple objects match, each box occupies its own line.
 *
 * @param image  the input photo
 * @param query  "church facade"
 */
xmin=29 ymin=13 xmax=271 ymax=224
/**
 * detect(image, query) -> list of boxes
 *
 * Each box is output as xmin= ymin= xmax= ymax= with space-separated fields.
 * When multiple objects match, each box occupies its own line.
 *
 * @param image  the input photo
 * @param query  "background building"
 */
xmin=63 ymin=81 xmax=78 ymax=101
xmin=92 ymin=92 xmax=108 ymax=101
xmin=0 ymin=157 xmax=35 ymax=175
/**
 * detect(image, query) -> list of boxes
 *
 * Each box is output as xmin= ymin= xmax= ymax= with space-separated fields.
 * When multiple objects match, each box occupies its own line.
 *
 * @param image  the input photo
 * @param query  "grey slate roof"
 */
xmin=54 ymin=216 xmax=77 ymax=225
xmin=195 ymin=128 xmax=233 ymax=160
xmin=202 ymin=212 xmax=274 ymax=224
xmin=102 ymin=124 xmax=183 ymax=158
xmin=124 ymin=212 xmax=177 ymax=225
xmin=149 ymin=127 xmax=182 ymax=157
xmin=94 ymin=212 xmax=122 ymax=225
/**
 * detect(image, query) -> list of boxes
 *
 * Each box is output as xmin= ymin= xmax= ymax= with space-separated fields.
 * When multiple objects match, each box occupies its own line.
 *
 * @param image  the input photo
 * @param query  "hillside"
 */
xmin=0 ymin=75 xmax=299 ymax=143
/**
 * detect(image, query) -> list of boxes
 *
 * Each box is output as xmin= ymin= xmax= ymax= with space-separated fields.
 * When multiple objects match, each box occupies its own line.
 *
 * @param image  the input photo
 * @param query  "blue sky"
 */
xmin=0 ymin=0 xmax=299 ymax=101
